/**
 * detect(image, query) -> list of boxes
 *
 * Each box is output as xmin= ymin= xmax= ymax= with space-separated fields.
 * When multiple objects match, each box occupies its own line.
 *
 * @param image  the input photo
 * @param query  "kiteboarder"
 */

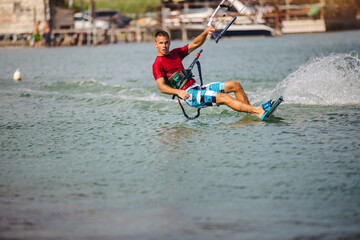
xmin=152 ymin=28 xmax=275 ymax=119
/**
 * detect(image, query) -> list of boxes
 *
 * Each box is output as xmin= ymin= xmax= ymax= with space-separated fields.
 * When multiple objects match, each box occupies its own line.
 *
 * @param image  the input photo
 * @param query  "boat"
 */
xmin=163 ymin=0 xmax=275 ymax=39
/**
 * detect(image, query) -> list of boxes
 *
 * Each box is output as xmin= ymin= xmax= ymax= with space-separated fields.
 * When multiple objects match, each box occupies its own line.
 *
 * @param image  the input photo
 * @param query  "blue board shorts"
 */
xmin=184 ymin=81 xmax=225 ymax=108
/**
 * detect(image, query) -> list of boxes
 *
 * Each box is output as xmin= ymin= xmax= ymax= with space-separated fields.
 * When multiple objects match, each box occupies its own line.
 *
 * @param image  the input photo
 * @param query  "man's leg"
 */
xmin=216 ymin=92 xmax=265 ymax=118
xmin=224 ymin=81 xmax=250 ymax=105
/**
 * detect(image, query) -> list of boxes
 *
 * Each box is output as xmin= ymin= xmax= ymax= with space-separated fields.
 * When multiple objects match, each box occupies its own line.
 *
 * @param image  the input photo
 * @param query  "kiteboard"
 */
xmin=260 ymin=96 xmax=284 ymax=121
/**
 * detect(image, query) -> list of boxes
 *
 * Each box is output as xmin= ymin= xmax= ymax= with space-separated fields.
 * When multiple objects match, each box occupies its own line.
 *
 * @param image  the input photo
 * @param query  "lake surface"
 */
xmin=1 ymin=30 xmax=360 ymax=240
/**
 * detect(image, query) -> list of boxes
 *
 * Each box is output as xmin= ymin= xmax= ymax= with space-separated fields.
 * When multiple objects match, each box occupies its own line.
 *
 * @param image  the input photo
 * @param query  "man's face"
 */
xmin=154 ymin=35 xmax=170 ymax=56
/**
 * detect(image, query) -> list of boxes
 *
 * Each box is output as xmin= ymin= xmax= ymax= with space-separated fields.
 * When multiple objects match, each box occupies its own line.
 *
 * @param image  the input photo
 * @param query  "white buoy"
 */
xmin=13 ymin=68 xmax=21 ymax=82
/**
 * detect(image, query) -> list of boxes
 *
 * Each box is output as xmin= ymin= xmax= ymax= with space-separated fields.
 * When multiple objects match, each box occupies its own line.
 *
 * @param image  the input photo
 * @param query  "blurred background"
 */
xmin=0 ymin=0 xmax=359 ymax=47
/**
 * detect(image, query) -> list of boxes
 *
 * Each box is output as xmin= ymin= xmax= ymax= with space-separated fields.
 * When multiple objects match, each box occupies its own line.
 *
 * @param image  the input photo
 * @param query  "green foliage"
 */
xmin=73 ymin=0 xmax=161 ymax=13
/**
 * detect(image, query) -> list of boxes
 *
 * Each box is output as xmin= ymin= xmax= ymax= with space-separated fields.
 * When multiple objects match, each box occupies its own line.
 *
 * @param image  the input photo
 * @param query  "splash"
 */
xmin=272 ymin=51 xmax=360 ymax=105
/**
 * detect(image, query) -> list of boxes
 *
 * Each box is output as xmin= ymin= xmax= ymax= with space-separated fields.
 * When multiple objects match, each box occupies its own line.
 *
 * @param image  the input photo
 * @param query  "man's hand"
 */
xmin=205 ymin=25 xmax=215 ymax=35
xmin=177 ymin=90 xmax=190 ymax=100
xmin=156 ymin=78 xmax=190 ymax=99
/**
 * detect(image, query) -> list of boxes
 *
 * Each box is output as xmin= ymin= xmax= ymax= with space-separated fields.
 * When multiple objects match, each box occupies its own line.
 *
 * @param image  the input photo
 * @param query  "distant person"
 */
xmin=152 ymin=28 xmax=276 ymax=119
xmin=33 ymin=21 xmax=41 ymax=47
xmin=43 ymin=20 xmax=51 ymax=47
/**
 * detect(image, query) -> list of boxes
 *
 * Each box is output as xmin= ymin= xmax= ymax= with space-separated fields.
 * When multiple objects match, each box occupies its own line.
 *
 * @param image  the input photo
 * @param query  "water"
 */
xmin=1 ymin=30 xmax=360 ymax=240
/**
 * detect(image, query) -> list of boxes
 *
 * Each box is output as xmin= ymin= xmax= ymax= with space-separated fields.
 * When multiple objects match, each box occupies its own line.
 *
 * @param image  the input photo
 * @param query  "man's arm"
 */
xmin=187 ymin=26 xmax=214 ymax=54
xmin=156 ymin=77 xmax=189 ymax=100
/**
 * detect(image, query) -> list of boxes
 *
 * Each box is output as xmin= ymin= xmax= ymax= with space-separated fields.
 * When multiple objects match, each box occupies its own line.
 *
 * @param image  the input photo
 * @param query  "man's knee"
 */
xmin=225 ymin=81 xmax=243 ymax=92
xmin=216 ymin=92 xmax=231 ymax=105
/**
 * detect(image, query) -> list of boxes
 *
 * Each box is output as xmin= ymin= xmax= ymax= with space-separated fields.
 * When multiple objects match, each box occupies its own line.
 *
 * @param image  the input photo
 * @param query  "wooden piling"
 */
xmin=181 ymin=23 xmax=188 ymax=41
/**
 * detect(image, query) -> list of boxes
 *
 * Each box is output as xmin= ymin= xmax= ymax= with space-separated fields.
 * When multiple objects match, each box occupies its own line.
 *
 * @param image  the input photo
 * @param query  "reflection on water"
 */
xmin=157 ymin=125 xmax=199 ymax=149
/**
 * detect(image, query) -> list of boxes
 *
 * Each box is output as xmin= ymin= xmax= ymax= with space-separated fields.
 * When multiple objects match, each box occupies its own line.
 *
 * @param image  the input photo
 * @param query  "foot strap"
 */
xmin=262 ymin=100 xmax=272 ymax=112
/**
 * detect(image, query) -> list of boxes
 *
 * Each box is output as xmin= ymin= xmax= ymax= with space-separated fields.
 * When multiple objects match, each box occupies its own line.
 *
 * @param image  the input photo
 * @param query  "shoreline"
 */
xmin=1 ymin=29 xmax=360 ymax=50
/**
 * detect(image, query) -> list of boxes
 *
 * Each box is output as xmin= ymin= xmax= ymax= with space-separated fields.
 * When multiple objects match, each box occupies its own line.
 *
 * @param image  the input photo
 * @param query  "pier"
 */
xmin=49 ymin=25 xmax=158 ymax=46
xmin=0 ymin=26 xmax=159 ymax=48
xmin=1 ymin=0 xmax=359 ymax=48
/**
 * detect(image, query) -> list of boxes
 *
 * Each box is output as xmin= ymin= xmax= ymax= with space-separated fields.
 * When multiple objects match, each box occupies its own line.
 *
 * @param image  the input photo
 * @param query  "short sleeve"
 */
xmin=178 ymin=44 xmax=189 ymax=60
xmin=152 ymin=58 xmax=164 ymax=80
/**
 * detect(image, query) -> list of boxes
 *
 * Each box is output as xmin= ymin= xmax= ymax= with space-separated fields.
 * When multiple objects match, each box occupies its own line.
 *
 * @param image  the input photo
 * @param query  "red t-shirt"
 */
xmin=152 ymin=44 xmax=196 ymax=90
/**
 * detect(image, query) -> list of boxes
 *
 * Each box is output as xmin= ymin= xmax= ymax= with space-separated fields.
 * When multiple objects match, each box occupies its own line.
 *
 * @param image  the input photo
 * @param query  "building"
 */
xmin=161 ymin=0 xmax=359 ymax=37
xmin=0 ymin=0 xmax=73 ymax=35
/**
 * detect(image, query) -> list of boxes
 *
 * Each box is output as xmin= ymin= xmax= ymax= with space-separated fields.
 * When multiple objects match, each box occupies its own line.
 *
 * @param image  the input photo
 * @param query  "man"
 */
xmin=43 ymin=20 xmax=51 ymax=47
xmin=152 ymin=26 xmax=271 ymax=119
xmin=33 ymin=21 xmax=41 ymax=48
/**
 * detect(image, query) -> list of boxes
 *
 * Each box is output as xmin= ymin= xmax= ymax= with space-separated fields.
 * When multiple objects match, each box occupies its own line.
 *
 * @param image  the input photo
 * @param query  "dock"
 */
xmin=50 ymin=26 xmax=158 ymax=46
xmin=0 ymin=26 xmax=159 ymax=48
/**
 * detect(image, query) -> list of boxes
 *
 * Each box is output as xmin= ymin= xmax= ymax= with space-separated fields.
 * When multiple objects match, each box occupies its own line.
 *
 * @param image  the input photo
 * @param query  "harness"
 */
xmin=174 ymin=57 xmax=204 ymax=120
xmin=175 ymin=0 xmax=244 ymax=120
xmin=167 ymin=69 xmax=193 ymax=89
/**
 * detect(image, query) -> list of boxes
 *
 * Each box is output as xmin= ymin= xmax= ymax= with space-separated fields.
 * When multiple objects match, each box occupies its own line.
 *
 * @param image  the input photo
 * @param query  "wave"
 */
xmin=17 ymin=80 xmax=172 ymax=104
xmin=40 ymin=80 xmax=120 ymax=93
xmin=271 ymin=51 xmax=360 ymax=105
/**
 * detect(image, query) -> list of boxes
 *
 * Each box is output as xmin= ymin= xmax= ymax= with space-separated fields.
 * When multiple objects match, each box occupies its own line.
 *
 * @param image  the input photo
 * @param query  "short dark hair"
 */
xmin=155 ymin=31 xmax=170 ymax=40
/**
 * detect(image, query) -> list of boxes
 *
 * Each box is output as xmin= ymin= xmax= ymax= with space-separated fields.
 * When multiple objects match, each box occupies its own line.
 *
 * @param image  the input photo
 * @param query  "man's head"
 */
xmin=154 ymin=31 xmax=170 ymax=56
